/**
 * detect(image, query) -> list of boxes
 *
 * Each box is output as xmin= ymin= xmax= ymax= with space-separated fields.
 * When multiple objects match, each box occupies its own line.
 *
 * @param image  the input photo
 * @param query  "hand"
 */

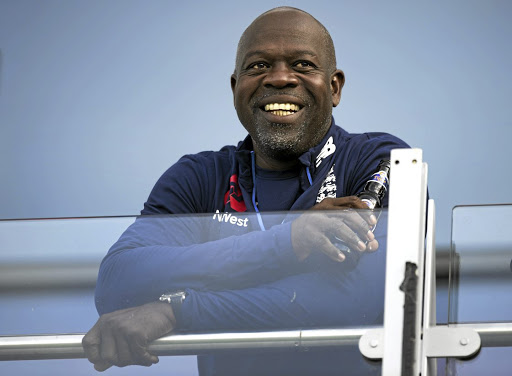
xmin=291 ymin=196 xmax=379 ymax=262
xmin=82 ymin=301 xmax=176 ymax=371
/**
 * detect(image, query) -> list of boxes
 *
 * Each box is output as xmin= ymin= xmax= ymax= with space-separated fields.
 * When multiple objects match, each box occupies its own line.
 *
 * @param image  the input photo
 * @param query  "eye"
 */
xmin=247 ymin=62 xmax=269 ymax=70
xmin=293 ymin=61 xmax=317 ymax=70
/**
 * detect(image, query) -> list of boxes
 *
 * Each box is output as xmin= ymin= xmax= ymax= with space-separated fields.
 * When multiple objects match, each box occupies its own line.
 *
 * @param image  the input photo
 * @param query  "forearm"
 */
xmin=177 ymin=246 xmax=387 ymax=331
xmin=95 ymin=219 xmax=302 ymax=315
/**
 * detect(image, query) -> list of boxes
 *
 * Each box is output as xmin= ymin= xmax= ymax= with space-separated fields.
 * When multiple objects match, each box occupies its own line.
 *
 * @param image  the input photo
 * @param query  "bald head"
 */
xmin=234 ymin=7 xmax=337 ymax=75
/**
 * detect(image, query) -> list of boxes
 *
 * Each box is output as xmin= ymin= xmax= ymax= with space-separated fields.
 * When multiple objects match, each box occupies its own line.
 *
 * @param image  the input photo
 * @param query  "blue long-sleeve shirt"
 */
xmin=94 ymin=120 xmax=409 ymax=375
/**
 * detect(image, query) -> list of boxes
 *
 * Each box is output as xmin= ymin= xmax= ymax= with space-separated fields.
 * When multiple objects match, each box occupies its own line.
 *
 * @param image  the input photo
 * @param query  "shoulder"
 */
xmin=331 ymin=127 xmax=409 ymax=198
xmin=142 ymin=146 xmax=237 ymax=215
xmin=335 ymin=127 xmax=409 ymax=151
xmin=333 ymin=127 xmax=409 ymax=162
xmin=174 ymin=146 xmax=235 ymax=170
xmin=160 ymin=146 xmax=236 ymax=185
xmin=358 ymin=131 xmax=409 ymax=149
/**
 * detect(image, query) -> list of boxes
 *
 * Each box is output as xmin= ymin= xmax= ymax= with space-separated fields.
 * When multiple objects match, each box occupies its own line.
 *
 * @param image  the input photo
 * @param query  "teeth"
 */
xmin=264 ymin=103 xmax=300 ymax=112
xmin=269 ymin=110 xmax=294 ymax=116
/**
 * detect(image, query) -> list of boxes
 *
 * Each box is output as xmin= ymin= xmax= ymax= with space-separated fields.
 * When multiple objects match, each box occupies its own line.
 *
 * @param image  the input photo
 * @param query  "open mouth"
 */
xmin=263 ymin=103 xmax=302 ymax=117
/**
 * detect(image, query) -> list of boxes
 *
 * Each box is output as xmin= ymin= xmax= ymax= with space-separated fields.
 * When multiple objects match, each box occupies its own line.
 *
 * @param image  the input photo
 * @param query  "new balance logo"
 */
xmin=212 ymin=210 xmax=249 ymax=227
xmin=316 ymin=136 xmax=336 ymax=167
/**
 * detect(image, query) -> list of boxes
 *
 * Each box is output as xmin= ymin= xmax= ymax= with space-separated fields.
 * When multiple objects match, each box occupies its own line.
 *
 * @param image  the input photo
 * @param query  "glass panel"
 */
xmin=1 ymin=209 xmax=388 ymax=375
xmin=448 ymin=204 xmax=512 ymax=324
xmin=447 ymin=204 xmax=512 ymax=375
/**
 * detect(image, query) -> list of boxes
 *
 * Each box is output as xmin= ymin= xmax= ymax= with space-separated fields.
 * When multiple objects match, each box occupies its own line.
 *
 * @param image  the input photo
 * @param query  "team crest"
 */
xmin=224 ymin=174 xmax=247 ymax=212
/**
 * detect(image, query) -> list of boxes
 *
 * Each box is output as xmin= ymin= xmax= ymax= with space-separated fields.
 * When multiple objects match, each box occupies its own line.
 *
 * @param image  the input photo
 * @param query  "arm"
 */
xmin=84 ymin=228 xmax=387 ymax=370
xmin=95 ymin=200 xmax=378 ymax=315
xmin=179 ymin=242 xmax=386 ymax=331
xmin=95 ymin=217 xmax=301 ymax=314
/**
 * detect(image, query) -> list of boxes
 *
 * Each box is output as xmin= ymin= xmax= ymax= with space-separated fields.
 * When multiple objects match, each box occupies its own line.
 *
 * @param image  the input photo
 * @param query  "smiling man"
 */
xmin=83 ymin=7 xmax=409 ymax=375
xmin=232 ymin=8 xmax=343 ymax=170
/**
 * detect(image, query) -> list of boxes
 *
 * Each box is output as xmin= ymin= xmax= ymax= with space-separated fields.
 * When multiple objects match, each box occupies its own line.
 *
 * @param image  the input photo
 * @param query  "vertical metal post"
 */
xmin=421 ymin=199 xmax=437 ymax=376
xmin=382 ymin=148 xmax=428 ymax=376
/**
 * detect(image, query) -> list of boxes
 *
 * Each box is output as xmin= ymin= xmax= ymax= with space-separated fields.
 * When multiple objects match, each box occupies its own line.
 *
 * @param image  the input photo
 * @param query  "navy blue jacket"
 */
xmin=95 ymin=120 xmax=409 ymax=375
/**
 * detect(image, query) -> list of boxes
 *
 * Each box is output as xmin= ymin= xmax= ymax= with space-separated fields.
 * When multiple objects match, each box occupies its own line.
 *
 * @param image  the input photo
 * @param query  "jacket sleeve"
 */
xmin=178 ymin=229 xmax=387 ymax=331
xmin=94 ymin=217 xmax=305 ymax=315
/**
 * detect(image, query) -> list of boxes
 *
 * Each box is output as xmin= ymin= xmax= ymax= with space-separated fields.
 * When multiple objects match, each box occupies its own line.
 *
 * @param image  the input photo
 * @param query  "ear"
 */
xmin=230 ymin=74 xmax=237 ymax=107
xmin=330 ymin=69 xmax=345 ymax=107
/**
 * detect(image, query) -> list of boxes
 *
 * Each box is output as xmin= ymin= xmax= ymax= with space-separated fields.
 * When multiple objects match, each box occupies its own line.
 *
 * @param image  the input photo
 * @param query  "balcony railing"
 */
xmin=1 ymin=323 xmax=511 ymax=361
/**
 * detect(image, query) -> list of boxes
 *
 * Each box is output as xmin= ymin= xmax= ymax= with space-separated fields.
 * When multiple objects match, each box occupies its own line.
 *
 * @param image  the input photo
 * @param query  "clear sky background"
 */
xmin=1 ymin=0 xmax=511 ymax=247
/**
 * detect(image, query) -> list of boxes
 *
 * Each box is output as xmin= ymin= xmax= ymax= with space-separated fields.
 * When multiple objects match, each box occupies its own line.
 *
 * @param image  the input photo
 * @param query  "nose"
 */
xmin=262 ymin=63 xmax=299 ymax=89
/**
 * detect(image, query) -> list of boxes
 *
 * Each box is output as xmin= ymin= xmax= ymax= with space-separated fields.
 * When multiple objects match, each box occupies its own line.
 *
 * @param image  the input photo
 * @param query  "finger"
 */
xmin=331 ymin=220 xmax=367 ymax=252
xmin=295 ymin=216 xmax=346 ymax=262
xmin=358 ymin=208 xmax=378 ymax=226
xmin=99 ymin=325 xmax=119 ymax=367
xmin=314 ymin=205 xmax=377 ymax=231
xmin=366 ymin=239 xmax=379 ymax=252
xmin=315 ymin=197 xmax=379 ymax=227
xmin=337 ymin=211 xmax=374 ymax=243
xmin=82 ymin=323 xmax=104 ymax=365
xmin=317 ymin=233 xmax=347 ymax=262
xmin=113 ymin=334 xmax=133 ymax=367
xmin=94 ymin=361 xmax=112 ymax=372
xmin=132 ymin=345 xmax=159 ymax=366
xmin=304 ymin=214 xmax=365 ymax=255
xmin=316 ymin=196 xmax=371 ymax=210
xmin=126 ymin=330 xmax=160 ymax=366
xmin=338 ymin=206 xmax=377 ymax=227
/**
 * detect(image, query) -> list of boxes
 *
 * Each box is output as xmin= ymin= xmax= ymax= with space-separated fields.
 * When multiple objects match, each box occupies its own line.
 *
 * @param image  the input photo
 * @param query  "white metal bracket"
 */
xmin=359 ymin=328 xmax=384 ymax=360
xmin=423 ymin=326 xmax=481 ymax=358
xmin=359 ymin=326 xmax=480 ymax=360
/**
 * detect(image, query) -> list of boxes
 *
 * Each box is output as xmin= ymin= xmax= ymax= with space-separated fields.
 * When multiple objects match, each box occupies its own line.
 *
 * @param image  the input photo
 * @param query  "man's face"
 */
xmin=231 ymin=10 xmax=344 ymax=165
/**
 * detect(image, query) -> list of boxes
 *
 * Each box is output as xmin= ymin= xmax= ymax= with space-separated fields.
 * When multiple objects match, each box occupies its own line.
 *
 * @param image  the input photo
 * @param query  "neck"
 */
xmin=253 ymin=151 xmax=299 ymax=171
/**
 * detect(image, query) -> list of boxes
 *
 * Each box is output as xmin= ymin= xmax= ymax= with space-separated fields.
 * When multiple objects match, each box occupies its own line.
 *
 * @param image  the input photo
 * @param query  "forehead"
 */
xmin=239 ymin=11 xmax=327 ymax=61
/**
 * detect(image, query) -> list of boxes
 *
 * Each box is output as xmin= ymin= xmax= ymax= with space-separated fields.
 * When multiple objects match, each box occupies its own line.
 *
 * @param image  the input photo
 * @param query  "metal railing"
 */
xmin=0 ymin=327 xmax=367 ymax=361
xmin=1 ymin=323 xmax=511 ymax=361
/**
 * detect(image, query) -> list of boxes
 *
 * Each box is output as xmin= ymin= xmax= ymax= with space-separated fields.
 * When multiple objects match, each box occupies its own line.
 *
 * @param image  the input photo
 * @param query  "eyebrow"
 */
xmin=242 ymin=49 xmax=319 ymax=61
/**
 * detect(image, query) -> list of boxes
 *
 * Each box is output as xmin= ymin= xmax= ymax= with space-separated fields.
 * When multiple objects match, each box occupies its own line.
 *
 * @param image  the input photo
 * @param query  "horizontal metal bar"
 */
xmin=0 ymin=334 xmax=86 ymax=360
xmin=1 ymin=248 xmax=510 ymax=291
xmin=1 ymin=323 xmax=511 ymax=361
xmin=0 ymin=263 xmax=99 ymax=291
xmin=0 ymin=327 xmax=369 ymax=361
xmin=451 ymin=322 xmax=512 ymax=348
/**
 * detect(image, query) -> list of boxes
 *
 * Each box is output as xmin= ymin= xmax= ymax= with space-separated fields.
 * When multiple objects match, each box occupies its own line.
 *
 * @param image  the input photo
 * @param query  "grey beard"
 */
xmin=254 ymin=122 xmax=309 ymax=161
xmin=251 ymin=112 xmax=333 ymax=161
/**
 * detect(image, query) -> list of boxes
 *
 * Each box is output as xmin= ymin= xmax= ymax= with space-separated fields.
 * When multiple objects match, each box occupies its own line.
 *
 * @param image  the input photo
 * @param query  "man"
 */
xmin=83 ymin=6 xmax=408 ymax=375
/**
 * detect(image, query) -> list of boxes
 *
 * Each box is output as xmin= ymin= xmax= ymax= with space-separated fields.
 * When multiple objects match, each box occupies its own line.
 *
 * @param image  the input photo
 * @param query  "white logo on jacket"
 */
xmin=316 ymin=136 xmax=336 ymax=167
xmin=212 ymin=210 xmax=249 ymax=227
xmin=316 ymin=165 xmax=337 ymax=203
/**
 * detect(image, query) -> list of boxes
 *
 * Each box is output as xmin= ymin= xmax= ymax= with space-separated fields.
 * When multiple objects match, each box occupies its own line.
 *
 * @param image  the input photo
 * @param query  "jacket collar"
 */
xmin=297 ymin=118 xmax=344 ymax=176
xmin=235 ymin=118 xmax=345 ymax=184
